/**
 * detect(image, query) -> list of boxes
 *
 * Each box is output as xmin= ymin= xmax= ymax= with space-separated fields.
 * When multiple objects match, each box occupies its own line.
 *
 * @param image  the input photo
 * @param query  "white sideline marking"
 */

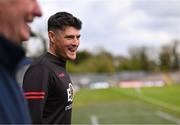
xmin=130 ymin=88 xmax=180 ymax=113
xmin=134 ymin=87 xmax=142 ymax=95
xmin=157 ymin=111 xmax=180 ymax=124
xmin=139 ymin=94 xmax=180 ymax=113
xmin=91 ymin=115 xmax=99 ymax=125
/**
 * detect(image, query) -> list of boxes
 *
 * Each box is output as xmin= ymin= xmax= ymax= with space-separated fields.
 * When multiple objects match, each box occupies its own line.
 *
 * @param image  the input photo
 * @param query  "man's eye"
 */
xmin=65 ymin=36 xmax=74 ymax=39
xmin=77 ymin=36 xmax=80 ymax=39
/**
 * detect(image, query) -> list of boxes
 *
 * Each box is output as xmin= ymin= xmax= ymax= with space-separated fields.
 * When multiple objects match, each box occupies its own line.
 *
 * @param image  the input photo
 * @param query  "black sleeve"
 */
xmin=23 ymin=64 xmax=50 ymax=124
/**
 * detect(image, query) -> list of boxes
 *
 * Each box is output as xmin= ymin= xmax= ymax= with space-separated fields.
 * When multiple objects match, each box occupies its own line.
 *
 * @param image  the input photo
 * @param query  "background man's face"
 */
xmin=17 ymin=0 xmax=42 ymax=42
xmin=53 ymin=26 xmax=81 ymax=61
xmin=0 ymin=0 xmax=42 ymax=43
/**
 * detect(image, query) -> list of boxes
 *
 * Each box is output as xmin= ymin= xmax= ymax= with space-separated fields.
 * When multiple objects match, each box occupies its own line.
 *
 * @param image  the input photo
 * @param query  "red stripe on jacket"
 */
xmin=25 ymin=96 xmax=45 ymax=99
xmin=24 ymin=92 xmax=45 ymax=96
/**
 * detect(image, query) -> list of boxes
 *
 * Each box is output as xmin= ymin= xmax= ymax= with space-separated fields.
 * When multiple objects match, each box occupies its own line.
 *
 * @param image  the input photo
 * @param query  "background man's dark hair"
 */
xmin=48 ymin=12 xmax=82 ymax=31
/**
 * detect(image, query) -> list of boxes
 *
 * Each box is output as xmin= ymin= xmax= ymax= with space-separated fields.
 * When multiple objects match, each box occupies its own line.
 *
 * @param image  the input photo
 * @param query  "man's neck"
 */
xmin=48 ymin=49 xmax=57 ymax=57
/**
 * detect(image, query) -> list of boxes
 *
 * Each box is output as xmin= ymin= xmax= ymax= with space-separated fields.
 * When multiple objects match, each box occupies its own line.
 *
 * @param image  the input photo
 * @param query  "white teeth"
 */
xmin=68 ymin=47 xmax=77 ymax=52
xmin=25 ymin=24 xmax=30 ymax=31
xmin=69 ymin=49 xmax=75 ymax=52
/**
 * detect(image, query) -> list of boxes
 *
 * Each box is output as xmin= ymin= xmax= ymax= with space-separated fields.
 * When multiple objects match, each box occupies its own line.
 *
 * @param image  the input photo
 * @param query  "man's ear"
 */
xmin=48 ymin=31 xmax=56 ymax=44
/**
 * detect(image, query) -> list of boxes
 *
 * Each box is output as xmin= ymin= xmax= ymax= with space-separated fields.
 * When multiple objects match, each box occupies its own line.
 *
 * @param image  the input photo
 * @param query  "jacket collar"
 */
xmin=46 ymin=52 xmax=66 ymax=68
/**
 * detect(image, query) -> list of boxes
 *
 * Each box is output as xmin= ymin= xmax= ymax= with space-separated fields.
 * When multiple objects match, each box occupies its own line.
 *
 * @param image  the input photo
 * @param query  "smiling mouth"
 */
xmin=25 ymin=16 xmax=34 ymax=29
xmin=24 ymin=18 xmax=33 ymax=32
xmin=26 ymin=23 xmax=31 ymax=31
xmin=68 ymin=46 xmax=78 ymax=53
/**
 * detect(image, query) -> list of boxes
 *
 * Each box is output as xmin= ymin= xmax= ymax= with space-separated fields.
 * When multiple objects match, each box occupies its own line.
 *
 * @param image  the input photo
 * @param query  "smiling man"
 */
xmin=0 ymin=0 xmax=41 ymax=123
xmin=23 ymin=12 xmax=82 ymax=124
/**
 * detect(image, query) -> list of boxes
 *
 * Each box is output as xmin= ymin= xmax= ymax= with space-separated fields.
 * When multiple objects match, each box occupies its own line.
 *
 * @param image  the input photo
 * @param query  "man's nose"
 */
xmin=72 ymin=38 xmax=79 ymax=46
xmin=33 ymin=1 xmax=42 ymax=17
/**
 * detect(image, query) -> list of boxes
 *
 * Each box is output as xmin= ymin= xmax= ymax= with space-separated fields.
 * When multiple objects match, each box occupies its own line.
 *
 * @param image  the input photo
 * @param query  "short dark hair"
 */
xmin=48 ymin=12 xmax=82 ymax=31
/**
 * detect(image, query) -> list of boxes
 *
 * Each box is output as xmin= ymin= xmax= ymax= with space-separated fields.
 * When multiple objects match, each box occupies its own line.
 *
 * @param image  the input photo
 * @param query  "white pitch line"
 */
xmin=134 ymin=87 xmax=142 ymax=95
xmin=157 ymin=111 xmax=180 ymax=124
xmin=139 ymin=94 xmax=180 ymax=113
xmin=130 ymin=88 xmax=180 ymax=113
xmin=91 ymin=115 xmax=99 ymax=125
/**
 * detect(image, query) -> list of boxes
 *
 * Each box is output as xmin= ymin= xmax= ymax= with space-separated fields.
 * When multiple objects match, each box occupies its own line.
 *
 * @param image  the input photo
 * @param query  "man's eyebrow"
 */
xmin=64 ymin=35 xmax=74 ymax=38
xmin=64 ymin=35 xmax=81 ymax=38
xmin=77 ymin=35 xmax=81 ymax=38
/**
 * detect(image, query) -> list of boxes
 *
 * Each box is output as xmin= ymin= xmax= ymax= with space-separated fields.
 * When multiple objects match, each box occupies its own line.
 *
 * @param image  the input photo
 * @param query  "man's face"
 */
xmin=50 ymin=26 xmax=81 ymax=61
xmin=17 ymin=0 xmax=42 ymax=42
xmin=0 ymin=0 xmax=42 ymax=43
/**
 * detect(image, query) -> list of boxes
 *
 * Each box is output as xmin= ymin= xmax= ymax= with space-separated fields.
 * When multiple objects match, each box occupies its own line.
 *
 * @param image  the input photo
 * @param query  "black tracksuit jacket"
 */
xmin=23 ymin=52 xmax=73 ymax=124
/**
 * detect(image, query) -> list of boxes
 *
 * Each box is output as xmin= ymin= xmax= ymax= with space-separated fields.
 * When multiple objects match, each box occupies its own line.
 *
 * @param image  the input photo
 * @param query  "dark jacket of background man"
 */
xmin=0 ymin=36 xmax=31 ymax=123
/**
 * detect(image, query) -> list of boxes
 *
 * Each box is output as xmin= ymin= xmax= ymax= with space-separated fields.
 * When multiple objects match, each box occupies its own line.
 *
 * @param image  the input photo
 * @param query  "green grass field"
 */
xmin=72 ymin=85 xmax=180 ymax=124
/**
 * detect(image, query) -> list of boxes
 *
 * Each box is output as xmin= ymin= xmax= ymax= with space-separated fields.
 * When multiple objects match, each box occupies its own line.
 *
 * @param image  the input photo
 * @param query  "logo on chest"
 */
xmin=58 ymin=72 xmax=65 ymax=78
xmin=67 ymin=83 xmax=74 ymax=102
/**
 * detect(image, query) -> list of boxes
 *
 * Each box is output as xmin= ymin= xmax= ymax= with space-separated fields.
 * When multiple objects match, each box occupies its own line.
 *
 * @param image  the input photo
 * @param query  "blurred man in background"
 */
xmin=23 ymin=12 xmax=82 ymax=124
xmin=0 ymin=0 xmax=41 ymax=123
